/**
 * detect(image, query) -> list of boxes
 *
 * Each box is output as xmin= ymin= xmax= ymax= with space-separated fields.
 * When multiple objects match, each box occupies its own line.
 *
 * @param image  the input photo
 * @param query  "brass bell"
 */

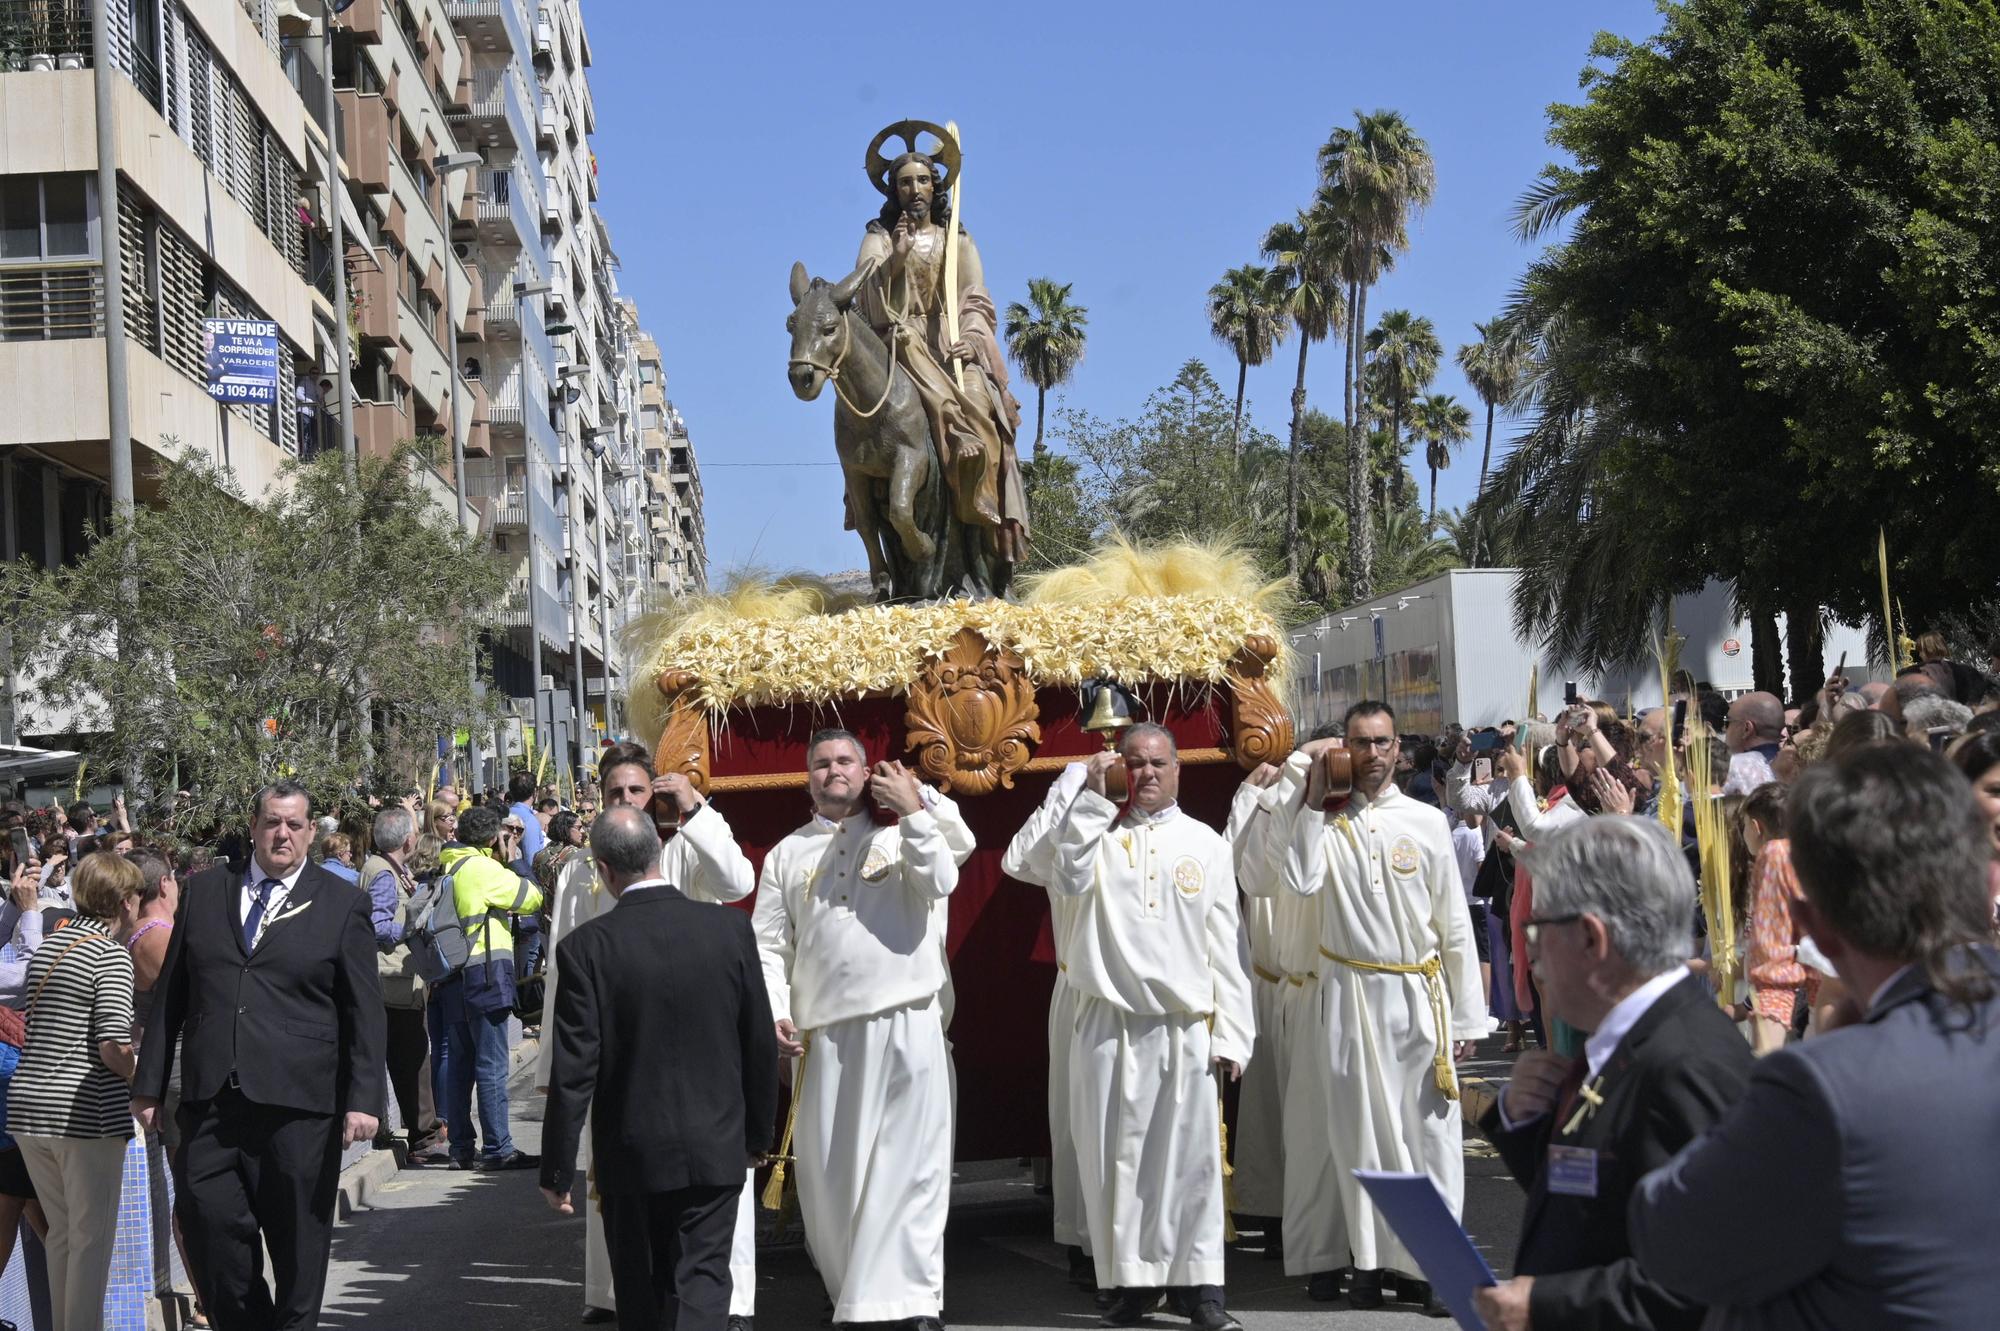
xmin=1081 ymin=679 xmax=1137 ymax=752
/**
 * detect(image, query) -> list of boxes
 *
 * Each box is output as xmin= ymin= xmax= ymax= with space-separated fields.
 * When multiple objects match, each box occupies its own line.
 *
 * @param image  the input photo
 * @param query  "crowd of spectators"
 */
xmin=0 ymin=767 xmax=583 ymax=1327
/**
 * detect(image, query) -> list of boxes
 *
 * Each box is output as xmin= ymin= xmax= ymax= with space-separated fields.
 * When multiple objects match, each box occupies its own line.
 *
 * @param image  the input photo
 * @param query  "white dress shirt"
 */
xmin=1583 ymin=964 xmax=1692 ymax=1080
xmin=239 ymin=857 xmax=309 ymax=949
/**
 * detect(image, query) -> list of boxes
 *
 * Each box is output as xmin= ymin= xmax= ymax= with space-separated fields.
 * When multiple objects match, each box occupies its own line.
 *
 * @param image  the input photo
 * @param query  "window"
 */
xmin=0 ymin=176 xmax=98 ymax=262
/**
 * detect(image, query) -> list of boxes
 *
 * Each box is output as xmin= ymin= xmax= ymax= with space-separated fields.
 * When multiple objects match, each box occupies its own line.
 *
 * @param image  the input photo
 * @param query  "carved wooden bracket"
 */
xmin=903 ymin=627 xmax=1041 ymax=796
xmin=652 ymin=668 xmax=713 ymax=795
xmin=1225 ymin=632 xmax=1294 ymax=771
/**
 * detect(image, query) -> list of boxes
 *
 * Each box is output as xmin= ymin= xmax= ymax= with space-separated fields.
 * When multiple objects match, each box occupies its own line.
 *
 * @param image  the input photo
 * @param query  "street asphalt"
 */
xmin=321 ymin=1040 xmax=1528 ymax=1330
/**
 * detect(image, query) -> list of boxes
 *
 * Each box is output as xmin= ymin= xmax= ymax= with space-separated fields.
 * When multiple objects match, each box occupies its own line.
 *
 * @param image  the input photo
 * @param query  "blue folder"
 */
xmin=1354 ymin=1169 xmax=1498 ymax=1331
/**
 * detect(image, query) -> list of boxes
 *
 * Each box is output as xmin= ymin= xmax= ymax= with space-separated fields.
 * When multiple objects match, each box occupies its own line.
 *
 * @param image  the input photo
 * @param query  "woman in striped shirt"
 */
xmin=8 ymin=851 xmax=141 ymax=1331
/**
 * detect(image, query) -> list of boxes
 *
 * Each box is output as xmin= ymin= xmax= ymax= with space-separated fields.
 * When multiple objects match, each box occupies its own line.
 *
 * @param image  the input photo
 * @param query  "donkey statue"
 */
xmin=786 ymin=261 xmax=952 ymax=602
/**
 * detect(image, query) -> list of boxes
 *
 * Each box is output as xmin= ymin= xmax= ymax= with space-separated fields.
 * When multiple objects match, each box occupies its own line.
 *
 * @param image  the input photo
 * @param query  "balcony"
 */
xmin=449 ymin=36 xmax=472 ymax=113
xmin=343 ymin=0 xmax=385 ymax=44
xmin=335 ymin=90 xmax=393 ymax=193
xmin=463 ymin=376 xmax=491 ymax=457
xmin=533 ymin=7 xmax=552 ymax=56
xmin=448 ymin=0 xmax=519 ymax=58
xmin=473 ymin=475 xmax=528 ymax=529
xmin=451 ymin=65 xmax=533 ymax=153
xmin=0 ymin=264 xmax=104 ymax=342
xmin=493 ymin=576 xmax=533 ymax=629
xmin=354 ymin=252 xmax=397 ymax=343
xmin=473 ymin=165 xmax=537 ymax=249
xmin=355 ymin=399 xmax=412 ymax=461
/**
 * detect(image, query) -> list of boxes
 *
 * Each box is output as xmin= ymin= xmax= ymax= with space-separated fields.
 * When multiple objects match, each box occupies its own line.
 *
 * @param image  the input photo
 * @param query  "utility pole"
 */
xmin=92 ymin=0 xmax=139 ymax=796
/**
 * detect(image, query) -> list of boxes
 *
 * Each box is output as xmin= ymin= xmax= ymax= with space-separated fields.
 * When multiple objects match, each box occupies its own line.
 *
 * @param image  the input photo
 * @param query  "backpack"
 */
xmin=405 ymin=870 xmax=470 ymax=984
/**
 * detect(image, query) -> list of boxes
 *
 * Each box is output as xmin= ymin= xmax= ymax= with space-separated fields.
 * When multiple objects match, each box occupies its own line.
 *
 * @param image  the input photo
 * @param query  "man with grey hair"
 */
xmin=360 ymin=805 xmax=442 ymax=1161
xmin=541 ymin=807 xmax=776 ymax=1331
xmin=1472 ymin=817 xmax=1752 ymax=1331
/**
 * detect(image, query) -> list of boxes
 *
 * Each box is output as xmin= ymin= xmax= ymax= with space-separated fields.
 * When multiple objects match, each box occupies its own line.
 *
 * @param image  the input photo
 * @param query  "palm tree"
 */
xmin=1455 ymin=318 xmax=1528 ymax=492
xmin=1261 ymin=205 xmax=1347 ymax=579
xmin=1320 ymin=110 xmax=1437 ymax=598
xmin=1206 ymin=265 xmax=1289 ymax=457
xmin=1364 ymin=309 xmax=1441 ymax=503
xmin=1412 ymin=391 xmax=1472 ymax=521
xmin=1003 ymin=278 xmax=1088 ymax=461
xmin=1369 ymin=506 xmax=1461 ymax=592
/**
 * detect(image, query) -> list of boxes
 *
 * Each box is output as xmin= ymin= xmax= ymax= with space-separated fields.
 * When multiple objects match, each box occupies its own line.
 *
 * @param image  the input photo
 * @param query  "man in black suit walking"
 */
xmin=134 ymin=780 xmax=385 ymax=1330
xmin=1475 ymin=816 xmax=1752 ymax=1331
xmin=540 ymin=806 xmax=778 ymax=1331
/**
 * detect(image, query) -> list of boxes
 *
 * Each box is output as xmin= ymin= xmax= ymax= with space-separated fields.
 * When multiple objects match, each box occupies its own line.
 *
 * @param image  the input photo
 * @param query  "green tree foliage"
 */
xmin=1455 ymin=318 xmax=1528 ymax=494
xmin=1003 ymin=277 xmax=1089 ymax=461
xmin=1261 ymin=205 xmax=1348 ymax=579
xmin=1482 ymin=0 xmax=2000 ymax=676
xmin=0 ymin=447 xmax=504 ymax=832
xmin=1206 ymin=264 xmax=1290 ymax=456
xmin=1364 ymin=309 xmax=1443 ymax=505
xmin=1049 ymin=360 xmax=1288 ymax=576
xmin=1413 ymin=391 xmax=1473 ymax=521
xmin=1320 ymin=111 xmax=1437 ymax=599
xmin=1020 ymin=450 xmax=1106 ymax=574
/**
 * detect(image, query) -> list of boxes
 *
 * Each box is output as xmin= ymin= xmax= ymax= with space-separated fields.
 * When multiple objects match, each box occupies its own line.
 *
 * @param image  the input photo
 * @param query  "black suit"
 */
xmin=137 ymin=861 xmax=386 ymax=1331
xmin=542 ymin=883 xmax=778 ymax=1331
xmin=1480 ymin=973 xmax=1752 ymax=1331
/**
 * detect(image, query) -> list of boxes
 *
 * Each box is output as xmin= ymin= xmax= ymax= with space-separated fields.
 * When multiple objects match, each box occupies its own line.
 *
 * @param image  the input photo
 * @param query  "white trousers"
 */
xmin=18 ymin=1132 xmax=128 ymax=1331
xmin=1070 ymin=998 xmax=1226 ymax=1291
xmin=1047 ymin=974 xmax=1088 ymax=1250
xmin=1279 ymin=976 xmax=1345 ymax=1276
xmin=798 ymin=1001 xmax=952 ymax=1322
xmin=1318 ymin=968 xmax=1462 ymax=1274
xmin=1229 ymin=974 xmax=1287 ymax=1217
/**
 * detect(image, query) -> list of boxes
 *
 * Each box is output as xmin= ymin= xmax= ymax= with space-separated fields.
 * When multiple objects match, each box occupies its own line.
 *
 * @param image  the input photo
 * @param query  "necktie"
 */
xmin=244 ymin=877 xmax=278 ymax=951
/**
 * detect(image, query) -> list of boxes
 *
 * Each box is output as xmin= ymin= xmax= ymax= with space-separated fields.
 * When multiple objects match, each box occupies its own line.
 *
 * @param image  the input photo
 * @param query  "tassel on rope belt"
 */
xmin=1318 ymin=948 xmax=1459 ymax=1102
xmin=760 ymin=1032 xmax=811 ymax=1212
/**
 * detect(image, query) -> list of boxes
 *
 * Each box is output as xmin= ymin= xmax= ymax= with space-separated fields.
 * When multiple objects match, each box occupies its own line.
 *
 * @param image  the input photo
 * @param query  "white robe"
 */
xmin=1053 ymin=792 xmax=1255 ymax=1290
xmin=535 ymin=802 xmax=761 ymax=1315
xmin=1223 ymin=781 xmax=1286 ymax=1220
xmin=1002 ymin=763 xmax=1091 ymax=1249
xmin=1275 ymin=752 xmax=1488 ymax=1275
xmin=751 ymin=807 xmax=961 ymax=1321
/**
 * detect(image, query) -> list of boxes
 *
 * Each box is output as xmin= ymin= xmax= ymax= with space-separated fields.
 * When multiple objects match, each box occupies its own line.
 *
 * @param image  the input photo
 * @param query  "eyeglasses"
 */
xmin=1345 ymin=736 xmax=1397 ymax=751
xmin=1524 ymin=914 xmax=1582 ymax=946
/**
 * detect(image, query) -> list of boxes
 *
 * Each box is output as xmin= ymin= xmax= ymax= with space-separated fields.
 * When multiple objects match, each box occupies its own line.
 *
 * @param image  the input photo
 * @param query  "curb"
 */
xmin=335 ymin=1034 xmax=542 ymax=1219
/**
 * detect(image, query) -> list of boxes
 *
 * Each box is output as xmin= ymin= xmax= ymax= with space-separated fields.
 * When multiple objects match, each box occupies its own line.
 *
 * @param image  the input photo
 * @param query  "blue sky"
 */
xmin=584 ymin=0 xmax=1666 ymax=579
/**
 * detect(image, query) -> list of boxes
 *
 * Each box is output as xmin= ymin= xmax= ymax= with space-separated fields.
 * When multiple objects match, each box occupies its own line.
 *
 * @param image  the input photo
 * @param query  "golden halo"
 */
xmin=865 ymin=120 xmax=961 ymax=199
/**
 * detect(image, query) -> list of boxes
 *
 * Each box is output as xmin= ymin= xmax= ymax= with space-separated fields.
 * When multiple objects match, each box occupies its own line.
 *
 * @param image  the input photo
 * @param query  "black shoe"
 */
xmin=446 ymin=1155 xmax=477 ymax=1171
xmin=1094 ymin=1289 xmax=1117 ymax=1312
xmin=1101 ymin=1289 xmax=1161 ymax=1326
xmin=1306 ymin=1270 xmax=1343 ymax=1302
xmin=579 ymin=1308 xmax=614 ymax=1325
xmin=1069 ymin=1245 xmax=1098 ymax=1291
xmin=1185 ymin=1301 xmax=1242 ymax=1331
xmin=475 ymin=1150 xmax=541 ymax=1172
xmin=1403 ymin=1278 xmax=1451 ymax=1318
xmin=906 ymin=1320 xmax=943 ymax=1331
xmin=1347 ymin=1268 xmax=1386 ymax=1309
xmin=727 ymin=1318 xmax=752 ymax=1331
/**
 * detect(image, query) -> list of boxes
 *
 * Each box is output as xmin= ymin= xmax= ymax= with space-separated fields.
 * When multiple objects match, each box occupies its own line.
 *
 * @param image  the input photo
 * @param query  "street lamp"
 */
xmin=431 ymin=149 xmax=485 ymax=781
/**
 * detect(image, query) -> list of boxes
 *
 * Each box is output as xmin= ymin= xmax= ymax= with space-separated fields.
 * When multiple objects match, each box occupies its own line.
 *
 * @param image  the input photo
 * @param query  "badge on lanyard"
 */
xmin=1545 ymin=1144 xmax=1599 ymax=1198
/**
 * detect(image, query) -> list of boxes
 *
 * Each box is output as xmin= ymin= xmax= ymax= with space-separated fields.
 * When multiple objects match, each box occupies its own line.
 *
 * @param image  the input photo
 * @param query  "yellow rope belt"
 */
xmin=1252 ymin=964 xmax=1282 ymax=984
xmin=1318 ymin=948 xmax=1459 ymax=1102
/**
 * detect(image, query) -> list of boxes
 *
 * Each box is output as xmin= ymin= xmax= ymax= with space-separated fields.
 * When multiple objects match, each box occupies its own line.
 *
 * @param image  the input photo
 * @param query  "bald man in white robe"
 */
xmin=1052 ymin=725 xmax=1255 ymax=1331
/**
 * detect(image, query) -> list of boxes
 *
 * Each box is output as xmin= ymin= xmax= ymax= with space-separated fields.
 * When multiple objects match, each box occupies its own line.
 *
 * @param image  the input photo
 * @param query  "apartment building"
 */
xmin=630 ymin=323 xmax=707 ymax=598
xmin=0 ymin=0 xmax=703 ymax=777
